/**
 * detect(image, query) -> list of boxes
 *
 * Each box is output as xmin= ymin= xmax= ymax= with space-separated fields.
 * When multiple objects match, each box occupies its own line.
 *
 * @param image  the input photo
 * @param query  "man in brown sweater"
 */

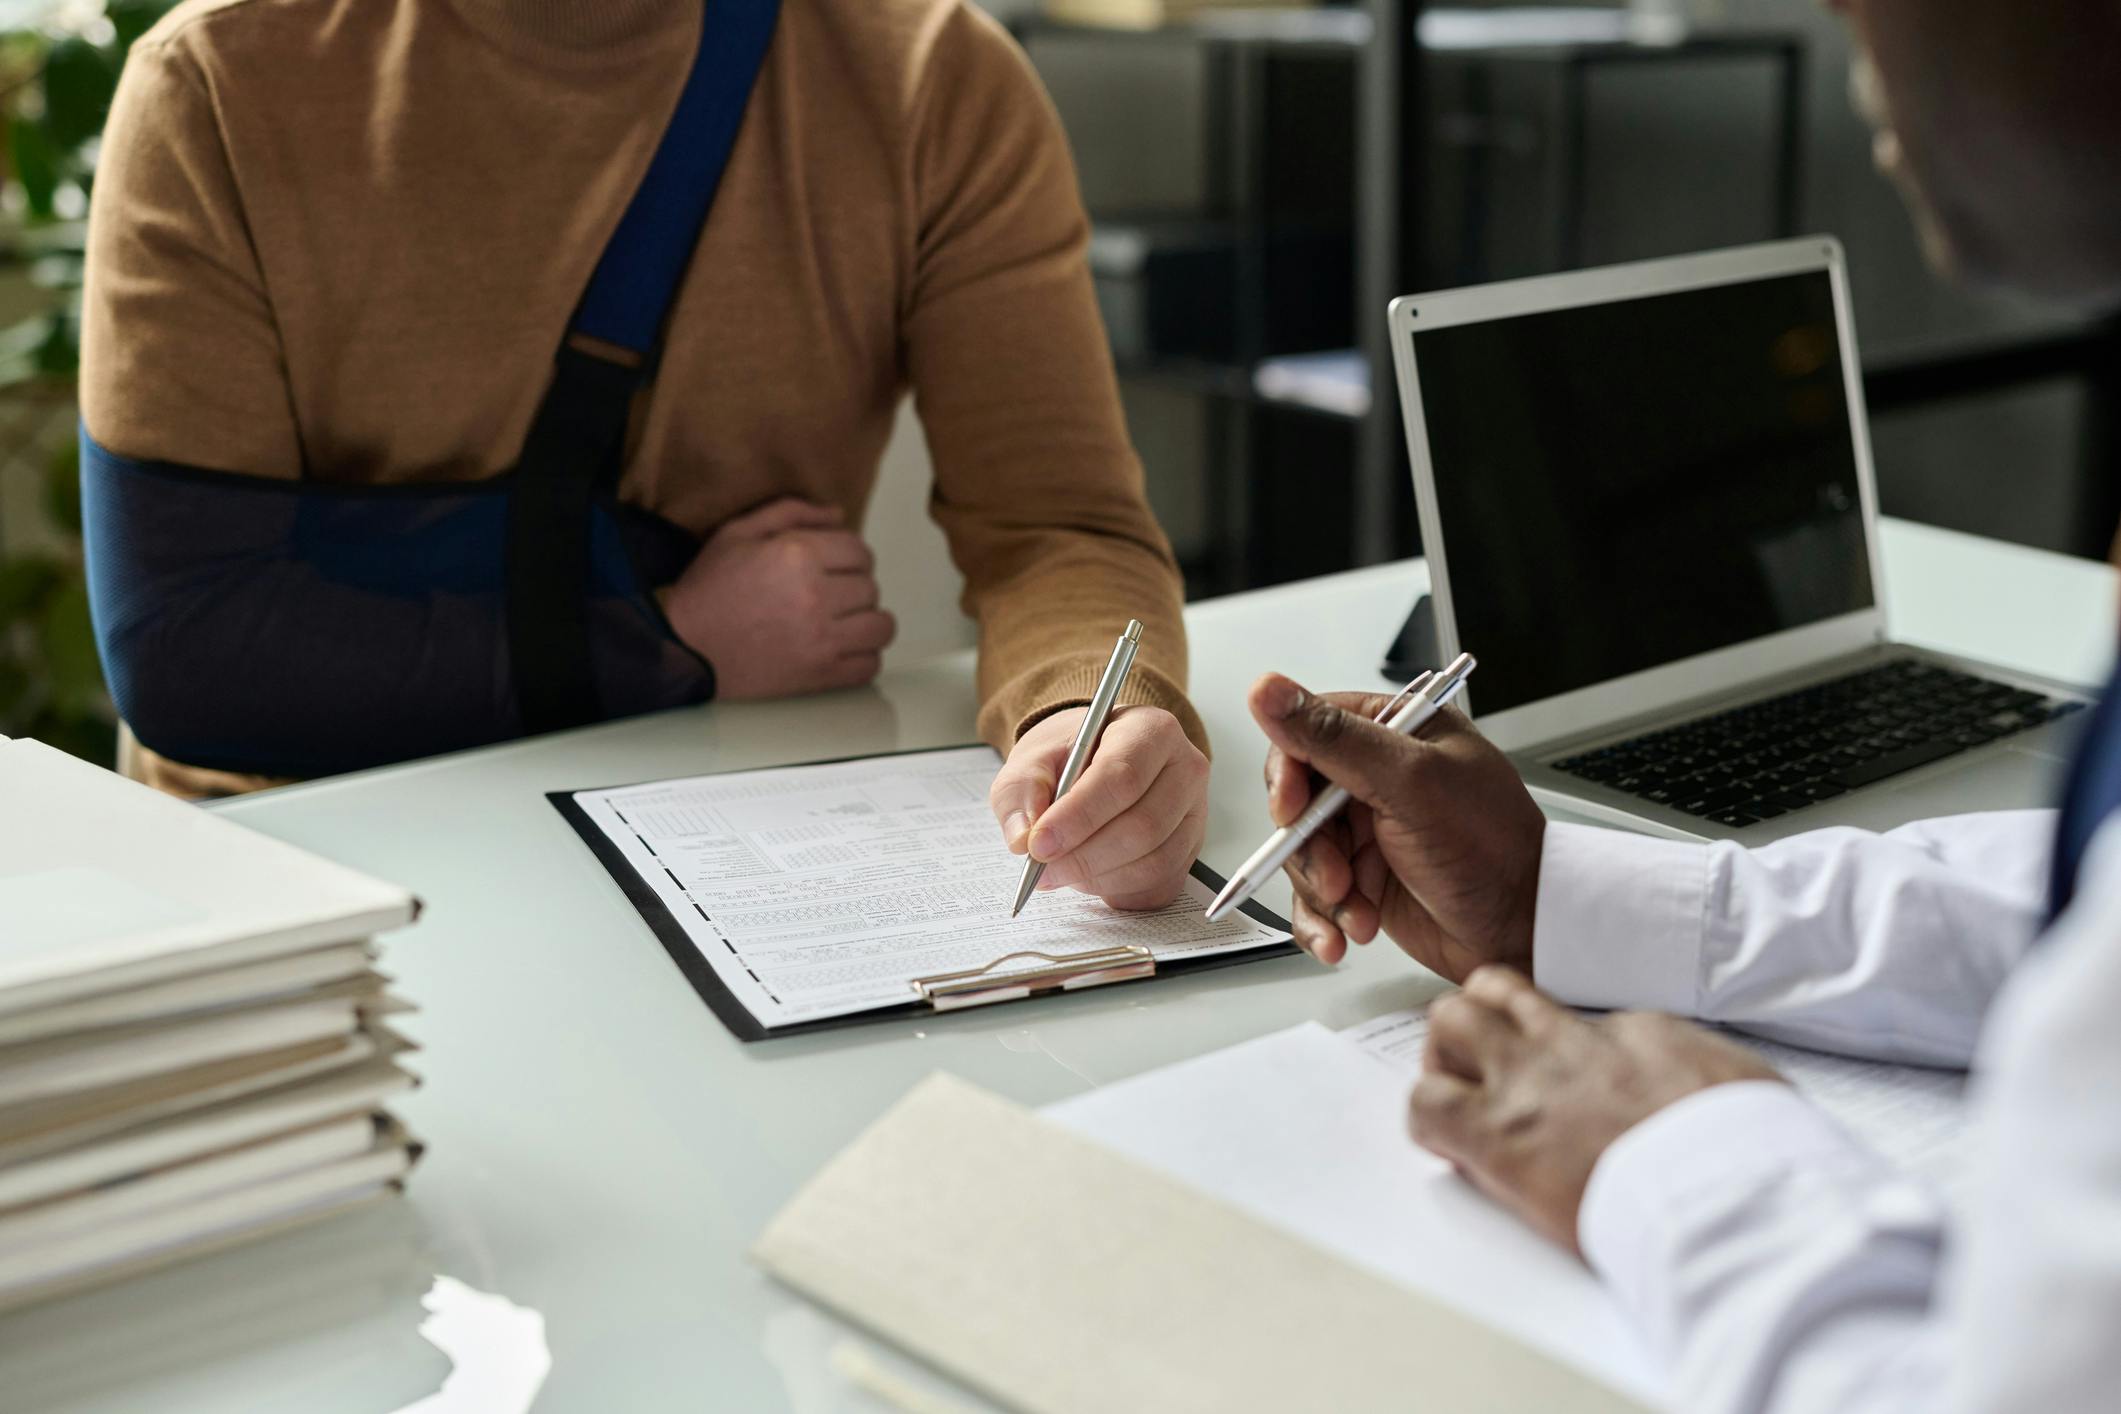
xmin=82 ymin=0 xmax=1211 ymax=909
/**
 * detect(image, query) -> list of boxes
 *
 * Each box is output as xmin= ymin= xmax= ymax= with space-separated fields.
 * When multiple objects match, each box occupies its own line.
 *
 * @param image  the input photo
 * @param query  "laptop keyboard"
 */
xmin=1552 ymin=660 xmax=2083 ymax=828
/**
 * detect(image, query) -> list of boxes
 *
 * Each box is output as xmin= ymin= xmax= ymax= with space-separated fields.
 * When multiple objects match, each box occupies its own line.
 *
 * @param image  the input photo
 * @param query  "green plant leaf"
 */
xmin=110 ymin=1 xmax=175 ymax=53
xmin=41 ymin=38 xmax=117 ymax=154
xmin=44 ymin=436 xmax=83 ymax=534
xmin=0 ymin=554 xmax=62 ymax=623
xmin=11 ymin=117 xmax=60 ymax=220
xmin=29 ymin=252 xmax=84 ymax=290
xmin=0 ymin=656 xmax=32 ymax=725
xmin=36 ymin=577 xmax=104 ymax=708
xmin=32 ymin=305 xmax=78 ymax=377
xmin=26 ymin=705 xmax=115 ymax=766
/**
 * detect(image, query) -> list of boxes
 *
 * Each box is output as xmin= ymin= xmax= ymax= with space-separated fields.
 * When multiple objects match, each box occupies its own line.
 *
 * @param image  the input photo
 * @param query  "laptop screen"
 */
xmin=1411 ymin=268 xmax=1874 ymax=716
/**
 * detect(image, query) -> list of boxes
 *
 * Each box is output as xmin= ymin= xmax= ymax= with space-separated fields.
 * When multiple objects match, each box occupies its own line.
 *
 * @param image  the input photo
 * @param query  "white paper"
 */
xmin=1046 ymin=1023 xmax=1669 ymax=1405
xmin=569 ymin=747 xmax=1291 ymax=1029
xmin=1346 ymin=1008 xmax=1971 ymax=1199
xmin=1728 ymin=1036 xmax=1969 ymax=1199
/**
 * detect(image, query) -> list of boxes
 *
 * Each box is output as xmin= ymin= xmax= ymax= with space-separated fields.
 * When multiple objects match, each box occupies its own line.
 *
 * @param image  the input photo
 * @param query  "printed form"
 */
xmin=570 ymin=746 xmax=1292 ymax=1029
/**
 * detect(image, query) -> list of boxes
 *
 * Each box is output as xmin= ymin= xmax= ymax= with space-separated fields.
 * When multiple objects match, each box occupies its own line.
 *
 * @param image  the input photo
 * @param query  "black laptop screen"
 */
xmin=1411 ymin=268 xmax=1875 ymax=716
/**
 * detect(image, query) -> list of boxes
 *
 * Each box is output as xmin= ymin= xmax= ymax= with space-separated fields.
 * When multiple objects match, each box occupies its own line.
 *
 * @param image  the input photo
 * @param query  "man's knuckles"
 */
xmin=1463 ymin=965 xmax=1534 ymax=1006
xmin=1408 ymin=1074 xmax=1476 ymax=1145
xmin=1080 ymin=805 xmax=1165 ymax=868
xmin=1433 ymin=989 xmax=1537 ymax=1074
xmin=772 ymin=536 xmax=815 ymax=578
xmin=1294 ymin=694 xmax=1356 ymax=749
xmin=1110 ymin=749 xmax=1155 ymax=797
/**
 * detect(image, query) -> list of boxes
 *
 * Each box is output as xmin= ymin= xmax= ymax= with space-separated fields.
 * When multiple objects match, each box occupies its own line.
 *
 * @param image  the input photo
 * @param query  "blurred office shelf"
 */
xmin=1117 ymin=351 xmax=1372 ymax=417
xmin=1862 ymin=322 xmax=2121 ymax=561
xmin=1023 ymin=6 xmax=1749 ymax=52
xmin=1252 ymin=349 xmax=1372 ymax=418
xmin=1018 ymin=6 xmax=1810 ymax=594
xmin=1090 ymin=216 xmax=1356 ymax=365
xmin=1112 ymin=356 xmax=1263 ymax=403
xmin=1021 ymin=5 xmax=1372 ymax=50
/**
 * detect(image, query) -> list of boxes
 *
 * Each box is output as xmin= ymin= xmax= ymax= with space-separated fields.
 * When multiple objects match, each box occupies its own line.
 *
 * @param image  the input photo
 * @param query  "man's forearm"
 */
xmin=1533 ymin=811 xmax=2049 ymax=1065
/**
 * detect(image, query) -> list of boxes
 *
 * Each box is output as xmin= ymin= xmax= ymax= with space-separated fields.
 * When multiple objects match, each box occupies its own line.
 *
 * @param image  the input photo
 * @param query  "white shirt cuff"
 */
xmin=1578 ymin=1080 xmax=1920 ymax=1324
xmin=1532 ymin=821 xmax=1712 ymax=1014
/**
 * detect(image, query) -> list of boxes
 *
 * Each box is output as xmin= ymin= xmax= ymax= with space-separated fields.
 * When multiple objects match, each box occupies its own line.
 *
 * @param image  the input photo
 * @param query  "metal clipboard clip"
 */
xmin=911 ymin=945 xmax=1156 ymax=1012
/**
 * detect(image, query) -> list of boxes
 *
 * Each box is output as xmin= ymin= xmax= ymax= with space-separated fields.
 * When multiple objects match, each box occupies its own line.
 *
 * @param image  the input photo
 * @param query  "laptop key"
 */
xmin=1828 ymin=737 xmax=1964 ymax=790
xmin=1707 ymin=809 xmax=1760 ymax=827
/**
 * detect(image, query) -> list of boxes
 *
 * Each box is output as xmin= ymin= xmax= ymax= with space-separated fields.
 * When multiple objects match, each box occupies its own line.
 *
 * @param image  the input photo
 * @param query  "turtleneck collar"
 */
xmin=447 ymin=0 xmax=696 ymax=55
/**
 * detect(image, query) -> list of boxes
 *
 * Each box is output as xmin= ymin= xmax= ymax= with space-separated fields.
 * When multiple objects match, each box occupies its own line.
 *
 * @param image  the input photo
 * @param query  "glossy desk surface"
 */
xmin=5 ymin=519 xmax=2114 ymax=1412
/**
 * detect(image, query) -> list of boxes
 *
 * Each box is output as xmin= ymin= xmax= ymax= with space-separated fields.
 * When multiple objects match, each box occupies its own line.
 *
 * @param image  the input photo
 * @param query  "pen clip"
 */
xmin=1373 ymin=670 xmax=1435 ymax=724
xmin=912 ymin=945 xmax=1156 ymax=1011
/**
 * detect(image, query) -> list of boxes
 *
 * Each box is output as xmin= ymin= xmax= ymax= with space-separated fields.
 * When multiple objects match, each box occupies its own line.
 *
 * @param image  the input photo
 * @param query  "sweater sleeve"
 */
xmin=80 ymin=32 xmax=302 ymax=476
xmin=900 ymin=4 xmax=1204 ymax=757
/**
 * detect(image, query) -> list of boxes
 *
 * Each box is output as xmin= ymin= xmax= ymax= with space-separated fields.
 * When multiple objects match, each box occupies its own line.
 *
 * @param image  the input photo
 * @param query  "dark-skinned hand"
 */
xmin=1247 ymin=674 xmax=1547 ymax=979
xmin=1411 ymin=967 xmax=1784 ymax=1255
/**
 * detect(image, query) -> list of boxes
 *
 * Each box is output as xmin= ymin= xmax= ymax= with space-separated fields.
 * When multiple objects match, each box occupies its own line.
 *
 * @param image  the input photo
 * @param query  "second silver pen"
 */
xmin=1010 ymin=619 xmax=1144 ymax=917
xmin=1205 ymin=653 xmax=1477 ymax=924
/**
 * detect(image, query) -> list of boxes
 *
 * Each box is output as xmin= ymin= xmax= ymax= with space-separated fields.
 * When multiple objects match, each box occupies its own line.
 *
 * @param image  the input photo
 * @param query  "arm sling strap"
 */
xmin=79 ymin=0 xmax=781 ymax=779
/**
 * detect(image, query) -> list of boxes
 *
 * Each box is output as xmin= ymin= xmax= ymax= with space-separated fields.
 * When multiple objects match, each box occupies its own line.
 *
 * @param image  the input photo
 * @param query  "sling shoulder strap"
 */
xmin=508 ymin=0 xmax=782 ymax=735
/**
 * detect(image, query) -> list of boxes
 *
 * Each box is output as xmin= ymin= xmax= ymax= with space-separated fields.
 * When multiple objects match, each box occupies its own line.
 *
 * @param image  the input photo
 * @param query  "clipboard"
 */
xmin=550 ymin=745 xmax=1297 ymax=1042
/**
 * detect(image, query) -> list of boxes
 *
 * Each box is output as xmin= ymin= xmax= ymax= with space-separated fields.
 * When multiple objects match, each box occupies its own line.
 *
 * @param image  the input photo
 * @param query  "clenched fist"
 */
xmin=660 ymin=497 xmax=897 ymax=699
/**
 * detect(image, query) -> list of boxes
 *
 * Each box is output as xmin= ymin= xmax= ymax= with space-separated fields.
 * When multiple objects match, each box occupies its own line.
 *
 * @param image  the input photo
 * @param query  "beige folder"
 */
xmin=754 ymin=1074 xmax=1649 ymax=1414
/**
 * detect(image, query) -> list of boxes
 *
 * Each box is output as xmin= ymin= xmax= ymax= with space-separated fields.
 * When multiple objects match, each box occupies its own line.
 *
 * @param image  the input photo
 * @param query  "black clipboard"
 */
xmin=550 ymin=744 xmax=1298 ymax=1042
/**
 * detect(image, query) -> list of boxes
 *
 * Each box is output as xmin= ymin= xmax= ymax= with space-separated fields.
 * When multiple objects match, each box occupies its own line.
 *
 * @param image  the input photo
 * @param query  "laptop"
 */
xmin=1385 ymin=237 xmax=2090 ymax=843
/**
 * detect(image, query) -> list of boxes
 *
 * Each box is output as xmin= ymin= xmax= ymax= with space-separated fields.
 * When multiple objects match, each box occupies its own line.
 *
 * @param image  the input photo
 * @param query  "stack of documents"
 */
xmin=0 ymin=737 xmax=422 ymax=1311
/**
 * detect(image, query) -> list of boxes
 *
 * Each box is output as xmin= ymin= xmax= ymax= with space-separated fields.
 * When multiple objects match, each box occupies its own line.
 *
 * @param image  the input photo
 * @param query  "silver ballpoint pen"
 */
xmin=1205 ymin=652 xmax=1477 ymax=924
xmin=1011 ymin=620 xmax=1144 ymax=918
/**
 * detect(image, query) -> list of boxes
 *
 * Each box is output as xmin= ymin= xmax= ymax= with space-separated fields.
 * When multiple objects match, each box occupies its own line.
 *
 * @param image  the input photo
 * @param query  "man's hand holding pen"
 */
xmin=991 ymin=704 xmax=1209 ymax=912
xmin=1246 ymin=673 xmax=1544 ymax=977
xmin=1250 ymin=670 xmax=1787 ymax=1256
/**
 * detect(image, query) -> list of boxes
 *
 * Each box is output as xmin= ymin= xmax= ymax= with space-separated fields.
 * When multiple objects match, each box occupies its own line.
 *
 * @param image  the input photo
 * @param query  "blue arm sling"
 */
xmin=81 ymin=0 xmax=780 ymax=778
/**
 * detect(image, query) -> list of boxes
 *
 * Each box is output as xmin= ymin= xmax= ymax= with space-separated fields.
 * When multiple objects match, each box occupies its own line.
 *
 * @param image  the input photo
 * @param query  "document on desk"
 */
xmin=553 ymin=746 xmax=1295 ymax=1039
xmin=1047 ymin=1022 xmax=1668 ymax=1406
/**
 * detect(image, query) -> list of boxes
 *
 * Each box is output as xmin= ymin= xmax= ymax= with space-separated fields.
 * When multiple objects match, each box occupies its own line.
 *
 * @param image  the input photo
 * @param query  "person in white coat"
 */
xmin=1250 ymin=2 xmax=2121 ymax=1409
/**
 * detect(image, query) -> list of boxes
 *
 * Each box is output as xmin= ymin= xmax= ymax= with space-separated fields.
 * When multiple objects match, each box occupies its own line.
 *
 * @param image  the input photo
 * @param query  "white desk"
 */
xmin=4 ymin=519 xmax=2113 ymax=1413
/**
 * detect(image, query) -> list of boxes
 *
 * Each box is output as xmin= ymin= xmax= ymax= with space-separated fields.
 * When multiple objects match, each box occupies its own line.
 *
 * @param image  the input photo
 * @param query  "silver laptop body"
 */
xmin=1387 ymin=237 xmax=2089 ymax=844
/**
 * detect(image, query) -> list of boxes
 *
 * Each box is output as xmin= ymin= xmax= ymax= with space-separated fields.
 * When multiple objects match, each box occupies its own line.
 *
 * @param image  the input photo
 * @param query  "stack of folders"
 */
xmin=0 ymin=736 xmax=423 ymax=1312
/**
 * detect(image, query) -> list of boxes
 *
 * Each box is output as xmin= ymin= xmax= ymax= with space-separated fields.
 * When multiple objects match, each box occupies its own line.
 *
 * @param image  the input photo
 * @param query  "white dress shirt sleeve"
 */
xmin=1574 ymin=817 xmax=2121 ymax=1414
xmin=1533 ymin=811 xmax=2051 ymax=1065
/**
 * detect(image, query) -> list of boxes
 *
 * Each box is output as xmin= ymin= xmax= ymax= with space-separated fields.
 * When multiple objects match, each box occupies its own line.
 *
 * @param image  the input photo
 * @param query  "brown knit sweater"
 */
xmin=82 ymin=0 xmax=1200 ymax=796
